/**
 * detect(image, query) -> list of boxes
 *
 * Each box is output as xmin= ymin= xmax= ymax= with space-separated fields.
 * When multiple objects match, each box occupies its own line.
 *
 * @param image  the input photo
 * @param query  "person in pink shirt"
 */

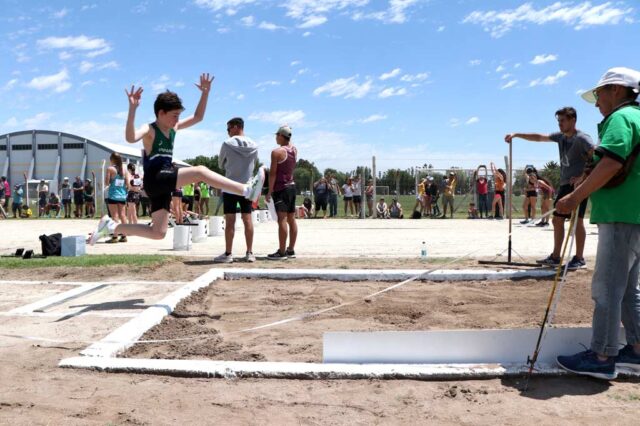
xmin=474 ymin=166 xmax=489 ymax=219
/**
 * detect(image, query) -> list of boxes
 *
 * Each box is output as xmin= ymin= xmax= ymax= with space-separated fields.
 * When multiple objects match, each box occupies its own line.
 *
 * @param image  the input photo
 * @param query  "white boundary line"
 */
xmin=0 ymin=280 xmax=189 ymax=286
xmin=1 ymin=311 xmax=139 ymax=319
xmin=56 ymin=267 xmax=605 ymax=380
xmin=8 ymin=283 xmax=108 ymax=314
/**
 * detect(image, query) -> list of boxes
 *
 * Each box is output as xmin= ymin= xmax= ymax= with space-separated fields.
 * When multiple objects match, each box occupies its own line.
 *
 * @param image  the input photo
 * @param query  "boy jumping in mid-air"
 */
xmin=89 ymin=73 xmax=264 ymax=244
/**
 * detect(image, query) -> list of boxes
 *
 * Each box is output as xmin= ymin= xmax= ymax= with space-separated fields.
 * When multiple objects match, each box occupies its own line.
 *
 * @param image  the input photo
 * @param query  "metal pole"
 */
xmin=508 ymin=142 xmax=513 ymax=263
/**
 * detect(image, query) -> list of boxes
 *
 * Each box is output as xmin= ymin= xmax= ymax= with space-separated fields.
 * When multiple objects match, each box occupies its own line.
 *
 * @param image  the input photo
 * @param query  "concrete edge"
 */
xmin=58 ymin=356 xmax=640 ymax=380
xmin=79 ymin=269 xmax=224 ymax=358
xmin=0 ymin=280 xmax=189 ymax=286
xmin=223 ymin=268 xmax=555 ymax=282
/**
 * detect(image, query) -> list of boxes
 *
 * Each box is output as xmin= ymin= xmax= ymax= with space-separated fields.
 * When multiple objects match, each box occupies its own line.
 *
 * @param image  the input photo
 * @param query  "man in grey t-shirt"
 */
xmin=505 ymin=106 xmax=594 ymax=269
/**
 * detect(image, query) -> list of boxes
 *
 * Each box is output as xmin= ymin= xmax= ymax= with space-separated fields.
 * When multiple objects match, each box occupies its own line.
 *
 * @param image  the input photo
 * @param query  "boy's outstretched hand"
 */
xmin=196 ymin=73 xmax=214 ymax=93
xmin=126 ymin=86 xmax=143 ymax=108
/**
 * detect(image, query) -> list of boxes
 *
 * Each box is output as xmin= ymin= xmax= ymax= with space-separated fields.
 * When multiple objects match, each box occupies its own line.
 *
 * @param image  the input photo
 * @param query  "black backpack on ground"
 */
xmin=39 ymin=233 xmax=62 ymax=256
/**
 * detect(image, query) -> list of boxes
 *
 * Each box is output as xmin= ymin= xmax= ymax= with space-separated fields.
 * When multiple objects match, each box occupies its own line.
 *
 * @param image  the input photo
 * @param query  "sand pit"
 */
xmin=123 ymin=272 xmax=594 ymax=363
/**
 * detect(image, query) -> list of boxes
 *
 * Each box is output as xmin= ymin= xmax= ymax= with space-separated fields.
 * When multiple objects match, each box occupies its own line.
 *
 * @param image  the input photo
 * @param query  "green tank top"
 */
xmin=183 ymin=183 xmax=194 ymax=196
xmin=200 ymin=182 xmax=210 ymax=198
xmin=144 ymin=122 xmax=175 ymax=169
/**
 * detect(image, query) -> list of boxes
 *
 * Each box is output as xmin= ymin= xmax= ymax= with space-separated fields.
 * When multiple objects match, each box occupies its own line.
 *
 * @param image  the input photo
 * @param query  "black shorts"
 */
xmin=343 ymin=196 xmax=353 ymax=202
xmin=143 ymin=166 xmax=178 ymax=214
xmin=315 ymin=195 xmax=328 ymax=211
xmin=223 ymin=192 xmax=252 ymax=214
xmin=526 ymin=190 xmax=537 ymax=198
xmin=107 ymin=199 xmax=126 ymax=205
xmin=62 ymin=199 xmax=71 ymax=206
xmin=353 ymin=195 xmax=362 ymax=203
xmin=126 ymin=191 xmax=140 ymax=204
xmin=84 ymin=196 xmax=94 ymax=203
xmin=74 ymin=195 xmax=84 ymax=205
xmin=554 ymin=184 xmax=588 ymax=219
xmin=273 ymin=185 xmax=296 ymax=214
xmin=39 ymin=198 xmax=47 ymax=208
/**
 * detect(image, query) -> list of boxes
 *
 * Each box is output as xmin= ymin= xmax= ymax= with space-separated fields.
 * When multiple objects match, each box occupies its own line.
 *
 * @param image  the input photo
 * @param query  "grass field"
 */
xmin=0 ymin=254 xmax=170 ymax=269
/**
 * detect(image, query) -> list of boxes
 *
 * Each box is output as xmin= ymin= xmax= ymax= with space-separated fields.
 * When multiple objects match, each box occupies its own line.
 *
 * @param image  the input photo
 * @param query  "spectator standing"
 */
xmin=12 ymin=184 xmax=23 ymax=218
xmin=342 ymin=177 xmax=354 ymax=217
xmin=266 ymin=125 xmax=298 ymax=260
xmin=313 ymin=176 xmax=329 ymax=218
xmin=490 ymin=163 xmax=506 ymax=219
xmin=1 ymin=176 xmax=9 ymax=214
xmin=198 ymin=182 xmax=210 ymax=216
xmin=0 ymin=177 xmax=6 ymax=219
xmin=182 ymin=182 xmax=195 ymax=212
xmin=37 ymin=179 xmax=48 ymax=217
xmin=556 ymin=66 xmax=640 ymax=379
xmin=140 ymin=186 xmax=150 ymax=217
xmin=105 ymin=152 xmax=128 ymax=243
xmin=428 ymin=177 xmax=440 ymax=217
xmin=365 ymin=179 xmax=374 ymax=217
xmin=474 ymin=169 xmax=489 ymax=218
xmin=84 ymin=179 xmax=95 ymax=218
xmin=60 ymin=177 xmax=72 ymax=218
xmin=441 ymin=172 xmax=457 ymax=219
xmin=413 ymin=178 xmax=427 ymax=217
xmin=536 ymin=177 xmax=555 ymax=227
xmin=352 ymin=175 xmax=362 ymax=218
xmin=126 ymin=163 xmax=142 ymax=224
xmin=193 ymin=181 xmax=201 ymax=215
xmin=328 ymin=173 xmax=340 ymax=218
xmin=521 ymin=167 xmax=538 ymax=224
xmin=215 ymin=117 xmax=259 ymax=263
xmin=72 ymin=176 xmax=84 ymax=218
xmin=506 ymin=106 xmax=595 ymax=269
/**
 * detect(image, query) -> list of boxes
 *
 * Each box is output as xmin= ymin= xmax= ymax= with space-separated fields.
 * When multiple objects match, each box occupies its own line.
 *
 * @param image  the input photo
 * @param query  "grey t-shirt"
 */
xmin=549 ymin=130 xmax=594 ymax=185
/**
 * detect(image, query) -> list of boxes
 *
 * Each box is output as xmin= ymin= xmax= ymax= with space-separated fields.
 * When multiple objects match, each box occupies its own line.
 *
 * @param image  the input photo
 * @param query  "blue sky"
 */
xmin=1 ymin=0 xmax=639 ymax=172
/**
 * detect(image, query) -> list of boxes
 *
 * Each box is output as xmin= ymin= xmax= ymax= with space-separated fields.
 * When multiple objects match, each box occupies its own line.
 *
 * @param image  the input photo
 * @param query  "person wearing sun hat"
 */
xmin=555 ymin=67 xmax=640 ymax=380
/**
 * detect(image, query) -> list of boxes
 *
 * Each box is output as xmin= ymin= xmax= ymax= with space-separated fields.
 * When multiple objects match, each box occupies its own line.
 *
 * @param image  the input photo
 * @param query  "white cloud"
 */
xmin=52 ymin=8 xmax=69 ymax=19
xmin=217 ymin=27 xmax=230 ymax=34
xmin=449 ymin=116 xmax=479 ymax=127
xmin=463 ymin=2 xmax=634 ymax=38
xmin=3 ymin=117 xmax=19 ymax=128
xmin=59 ymin=51 xmax=72 ymax=60
xmin=466 ymin=117 xmax=480 ymax=125
xmin=379 ymin=68 xmax=402 ymax=80
xmin=290 ymin=60 xmax=301 ymax=66
xmin=496 ymin=65 xmax=505 ymax=72
xmin=360 ymin=114 xmax=387 ymax=123
xmin=501 ymin=73 xmax=512 ymax=79
xmin=378 ymin=87 xmax=407 ymax=98
xmin=298 ymin=15 xmax=328 ymax=28
xmin=111 ymin=111 xmax=128 ymax=120
xmin=313 ymin=75 xmax=373 ymax=99
xmin=37 ymin=35 xmax=112 ymax=57
xmin=79 ymin=60 xmax=119 ymax=74
xmin=501 ymin=80 xmax=518 ymax=90
xmin=354 ymin=0 xmax=420 ymax=24
xmin=437 ymin=25 xmax=445 ymax=32
xmin=529 ymin=70 xmax=568 ymax=87
xmin=302 ymin=31 xmax=312 ymax=37
xmin=237 ymin=93 xmax=245 ymax=100
xmin=23 ymin=112 xmax=52 ymax=129
xmin=26 ymin=69 xmax=72 ymax=93
xmin=530 ymin=54 xmax=558 ymax=65
xmin=249 ymin=110 xmax=305 ymax=125
xmin=240 ymin=15 xmax=255 ymax=26
xmin=2 ymin=79 xmax=19 ymax=91
xmin=258 ymin=21 xmax=284 ymax=30
xmin=469 ymin=59 xmax=482 ymax=66
xmin=399 ymin=72 xmax=429 ymax=82
xmin=194 ymin=0 xmax=256 ymax=14
xmin=154 ymin=23 xmax=186 ymax=33
xmin=255 ymin=80 xmax=281 ymax=89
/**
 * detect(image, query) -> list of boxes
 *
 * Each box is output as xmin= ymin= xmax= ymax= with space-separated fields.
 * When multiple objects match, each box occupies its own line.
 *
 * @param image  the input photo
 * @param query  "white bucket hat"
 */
xmin=582 ymin=67 xmax=640 ymax=103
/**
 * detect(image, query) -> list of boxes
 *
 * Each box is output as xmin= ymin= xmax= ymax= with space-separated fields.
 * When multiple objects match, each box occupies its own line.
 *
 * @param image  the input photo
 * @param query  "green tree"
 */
xmin=540 ymin=160 xmax=561 ymax=189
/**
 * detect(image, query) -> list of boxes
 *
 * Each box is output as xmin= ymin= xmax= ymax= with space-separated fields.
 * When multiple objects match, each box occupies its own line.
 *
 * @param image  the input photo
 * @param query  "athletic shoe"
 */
xmin=566 ymin=256 xmax=587 ymax=270
xmin=535 ymin=221 xmax=546 ymax=227
xmin=615 ymin=345 xmax=640 ymax=371
xmin=543 ymin=222 xmax=550 ymax=227
xmin=495 ymin=216 xmax=504 ymax=220
xmin=244 ymin=252 xmax=256 ymax=263
xmin=105 ymin=235 xmax=119 ymax=244
xmin=88 ymin=215 xmax=116 ymax=246
xmin=245 ymin=166 xmax=266 ymax=203
xmin=213 ymin=253 xmax=233 ymax=264
xmin=267 ymin=250 xmax=288 ymax=261
xmin=285 ymin=249 xmax=296 ymax=258
xmin=557 ymin=350 xmax=617 ymax=380
xmin=118 ymin=235 xmax=127 ymax=243
xmin=520 ymin=219 xmax=530 ymax=224
xmin=536 ymin=254 xmax=560 ymax=266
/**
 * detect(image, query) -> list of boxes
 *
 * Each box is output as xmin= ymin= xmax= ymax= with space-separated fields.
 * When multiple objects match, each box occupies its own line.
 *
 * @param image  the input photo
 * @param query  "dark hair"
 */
xmin=110 ymin=152 xmax=124 ymax=174
xmin=624 ymin=87 xmax=639 ymax=102
xmin=127 ymin=163 xmax=136 ymax=173
xmin=227 ymin=117 xmax=244 ymax=130
xmin=555 ymin=106 xmax=577 ymax=120
xmin=154 ymin=91 xmax=184 ymax=117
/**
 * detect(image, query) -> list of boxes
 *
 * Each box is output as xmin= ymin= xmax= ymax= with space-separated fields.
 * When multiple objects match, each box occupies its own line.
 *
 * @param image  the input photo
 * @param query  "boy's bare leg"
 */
xmin=575 ymin=218 xmax=585 ymax=258
xmin=286 ymin=212 xmax=297 ymax=250
xmin=242 ymin=213 xmax=254 ymax=253
xmin=277 ymin=212 xmax=288 ymax=252
xmin=176 ymin=166 xmax=245 ymax=196
xmin=115 ymin=209 xmax=169 ymax=240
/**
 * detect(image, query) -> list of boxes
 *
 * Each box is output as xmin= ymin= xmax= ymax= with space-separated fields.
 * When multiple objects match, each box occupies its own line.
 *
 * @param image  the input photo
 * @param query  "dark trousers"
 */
xmin=478 ymin=194 xmax=489 ymax=217
xmin=329 ymin=193 xmax=338 ymax=217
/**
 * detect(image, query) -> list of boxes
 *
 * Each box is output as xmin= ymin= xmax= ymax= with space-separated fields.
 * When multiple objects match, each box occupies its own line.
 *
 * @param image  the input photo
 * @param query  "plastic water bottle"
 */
xmin=420 ymin=241 xmax=427 ymax=260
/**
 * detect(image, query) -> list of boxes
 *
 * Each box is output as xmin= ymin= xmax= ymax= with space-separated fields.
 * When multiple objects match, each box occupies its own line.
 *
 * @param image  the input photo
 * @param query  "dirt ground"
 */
xmin=2 ymin=259 xmax=640 ymax=425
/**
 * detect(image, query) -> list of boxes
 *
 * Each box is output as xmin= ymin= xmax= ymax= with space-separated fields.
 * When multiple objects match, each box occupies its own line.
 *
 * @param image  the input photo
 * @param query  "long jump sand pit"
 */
xmin=123 ymin=273 xmax=594 ymax=364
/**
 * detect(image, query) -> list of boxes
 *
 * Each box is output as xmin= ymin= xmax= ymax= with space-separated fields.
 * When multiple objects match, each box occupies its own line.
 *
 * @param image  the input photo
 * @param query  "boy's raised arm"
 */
xmin=125 ymin=86 xmax=149 ymax=143
xmin=176 ymin=73 xmax=214 ymax=130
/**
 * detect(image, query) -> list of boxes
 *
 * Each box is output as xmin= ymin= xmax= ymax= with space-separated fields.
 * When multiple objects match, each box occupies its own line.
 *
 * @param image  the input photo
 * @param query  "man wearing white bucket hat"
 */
xmin=555 ymin=67 xmax=640 ymax=380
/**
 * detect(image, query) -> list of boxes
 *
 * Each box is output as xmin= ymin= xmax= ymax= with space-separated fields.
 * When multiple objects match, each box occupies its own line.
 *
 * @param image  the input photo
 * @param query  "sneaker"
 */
xmin=244 ymin=252 xmax=256 ymax=263
xmin=615 ymin=345 xmax=640 ymax=371
xmin=105 ymin=235 xmax=119 ymax=244
xmin=267 ymin=250 xmax=288 ymax=261
xmin=567 ymin=256 xmax=586 ymax=270
xmin=536 ymin=254 xmax=560 ymax=266
xmin=285 ymin=248 xmax=296 ymax=258
xmin=535 ymin=221 xmax=546 ymax=227
xmin=213 ymin=252 xmax=233 ymax=264
xmin=118 ymin=235 xmax=127 ymax=243
xmin=520 ymin=218 xmax=530 ymax=224
xmin=88 ymin=215 xmax=116 ymax=246
xmin=557 ymin=350 xmax=617 ymax=380
xmin=245 ymin=166 xmax=266 ymax=203
xmin=495 ymin=216 xmax=504 ymax=220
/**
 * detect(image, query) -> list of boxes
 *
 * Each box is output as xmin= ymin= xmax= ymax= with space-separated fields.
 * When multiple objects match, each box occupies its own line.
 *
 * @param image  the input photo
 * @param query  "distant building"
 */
xmin=0 ymin=129 xmax=188 ymax=207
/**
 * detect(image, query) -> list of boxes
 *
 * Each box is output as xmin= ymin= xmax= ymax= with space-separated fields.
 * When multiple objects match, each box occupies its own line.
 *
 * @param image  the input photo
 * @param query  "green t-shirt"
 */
xmin=199 ymin=182 xmax=210 ymax=198
xmin=589 ymin=105 xmax=640 ymax=224
xmin=182 ymin=183 xmax=194 ymax=197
